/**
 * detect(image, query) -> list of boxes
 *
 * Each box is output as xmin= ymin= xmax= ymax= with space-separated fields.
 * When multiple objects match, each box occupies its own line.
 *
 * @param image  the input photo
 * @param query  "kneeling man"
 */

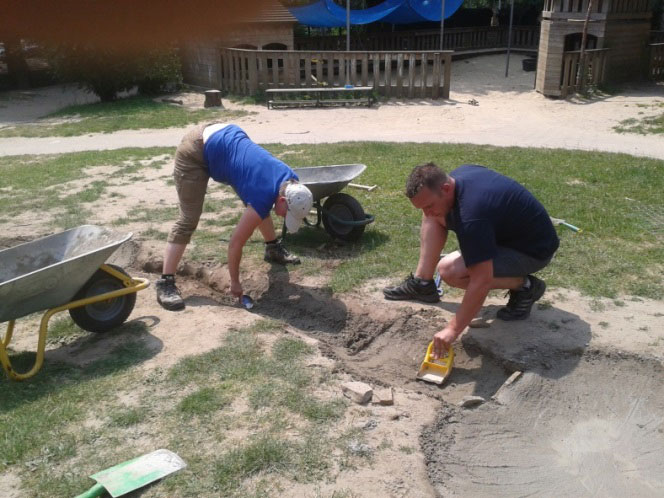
xmin=383 ymin=163 xmax=559 ymax=358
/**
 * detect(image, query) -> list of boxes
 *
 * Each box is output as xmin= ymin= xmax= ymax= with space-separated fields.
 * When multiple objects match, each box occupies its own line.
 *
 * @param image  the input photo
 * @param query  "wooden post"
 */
xmin=204 ymin=90 xmax=222 ymax=107
xmin=577 ymin=0 xmax=595 ymax=94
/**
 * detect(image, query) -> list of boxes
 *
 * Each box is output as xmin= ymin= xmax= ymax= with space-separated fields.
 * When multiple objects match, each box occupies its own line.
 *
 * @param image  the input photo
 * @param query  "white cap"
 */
xmin=284 ymin=183 xmax=314 ymax=233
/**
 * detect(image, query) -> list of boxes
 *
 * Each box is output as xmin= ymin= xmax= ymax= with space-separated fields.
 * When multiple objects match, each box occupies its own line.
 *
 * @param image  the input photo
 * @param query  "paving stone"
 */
xmin=341 ymin=381 xmax=373 ymax=405
xmin=372 ymin=387 xmax=394 ymax=406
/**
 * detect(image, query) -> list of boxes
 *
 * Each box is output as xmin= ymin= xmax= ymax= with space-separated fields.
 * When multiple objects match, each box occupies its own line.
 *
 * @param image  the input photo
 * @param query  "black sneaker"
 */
xmin=264 ymin=241 xmax=300 ymax=265
xmin=496 ymin=275 xmax=546 ymax=321
xmin=383 ymin=273 xmax=440 ymax=303
xmin=155 ymin=275 xmax=185 ymax=311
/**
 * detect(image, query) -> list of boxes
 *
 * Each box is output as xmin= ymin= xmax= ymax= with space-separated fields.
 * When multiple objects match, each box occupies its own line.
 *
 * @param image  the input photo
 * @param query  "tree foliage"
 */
xmin=49 ymin=44 xmax=182 ymax=102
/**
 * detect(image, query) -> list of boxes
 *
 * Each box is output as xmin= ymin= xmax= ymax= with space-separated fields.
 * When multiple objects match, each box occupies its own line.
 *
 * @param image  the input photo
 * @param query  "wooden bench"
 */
xmin=266 ymin=86 xmax=374 ymax=109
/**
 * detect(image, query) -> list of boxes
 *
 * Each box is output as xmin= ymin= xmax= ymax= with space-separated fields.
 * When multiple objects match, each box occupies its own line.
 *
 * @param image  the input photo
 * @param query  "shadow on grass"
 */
xmin=0 ymin=320 xmax=160 ymax=413
xmin=283 ymin=224 xmax=390 ymax=262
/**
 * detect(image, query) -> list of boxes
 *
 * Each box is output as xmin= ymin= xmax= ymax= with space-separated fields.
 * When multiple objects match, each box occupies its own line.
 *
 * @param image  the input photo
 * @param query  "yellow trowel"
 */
xmin=416 ymin=342 xmax=454 ymax=385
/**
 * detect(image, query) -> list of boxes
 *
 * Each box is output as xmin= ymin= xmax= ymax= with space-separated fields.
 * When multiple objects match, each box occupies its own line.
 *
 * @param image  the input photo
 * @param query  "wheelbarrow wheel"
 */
xmin=69 ymin=264 xmax=136 ymax=333
xmin=322 ymin=193 xmax=366 ymax=242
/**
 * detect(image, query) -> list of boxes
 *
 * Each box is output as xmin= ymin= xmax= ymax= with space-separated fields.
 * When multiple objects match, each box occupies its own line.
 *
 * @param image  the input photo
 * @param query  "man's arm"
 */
xmin=415 ymin=214 xmax=448 ymax=280
xmin=432 ymin=258 xmax=493 ymax=358
xmin=228 ymin=206 xmax=263 ymax=297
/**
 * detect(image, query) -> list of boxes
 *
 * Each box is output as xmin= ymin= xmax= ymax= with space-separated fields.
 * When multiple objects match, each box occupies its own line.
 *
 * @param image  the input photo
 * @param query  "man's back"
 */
xmin=446 ymin=165 xmax=559 ymax=266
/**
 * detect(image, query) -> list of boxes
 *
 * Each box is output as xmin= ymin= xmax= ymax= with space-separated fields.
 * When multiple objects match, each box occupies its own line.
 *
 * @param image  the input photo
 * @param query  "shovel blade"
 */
xmin=91 ymin=449 xmax=186 ymax=497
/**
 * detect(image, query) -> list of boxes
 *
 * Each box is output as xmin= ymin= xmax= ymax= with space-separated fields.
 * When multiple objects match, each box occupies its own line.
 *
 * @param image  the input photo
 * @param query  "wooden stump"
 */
xmin=204 ymin=90 xmax=222 ymax=108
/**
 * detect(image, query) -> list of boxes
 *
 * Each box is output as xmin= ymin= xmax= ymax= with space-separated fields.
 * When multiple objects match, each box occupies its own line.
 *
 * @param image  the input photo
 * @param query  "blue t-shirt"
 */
xmin=203 ymin=125 xmax=298 ymax=219
xmin=445 ymin=165 xmax=559 ymax=267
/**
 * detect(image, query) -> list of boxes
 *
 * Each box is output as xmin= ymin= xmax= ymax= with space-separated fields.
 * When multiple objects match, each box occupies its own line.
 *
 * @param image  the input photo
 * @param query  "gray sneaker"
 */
xmin=383 ymin=273 xmax=440 ymax=303
xmin=264 ymin=241 xmax=300 ymax=265
xmin=155 ymin=275 xmax=185 ymax=311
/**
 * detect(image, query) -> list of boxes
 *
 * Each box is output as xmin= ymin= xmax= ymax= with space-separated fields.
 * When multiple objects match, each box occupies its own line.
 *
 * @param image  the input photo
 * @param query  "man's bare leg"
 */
xmin=414 ymin=215 xmax=448 ymax=280
xmin=437 ymin=251 xmax=525 ymax=290
xmin=162 ymin=242 xmax=187 ymax=275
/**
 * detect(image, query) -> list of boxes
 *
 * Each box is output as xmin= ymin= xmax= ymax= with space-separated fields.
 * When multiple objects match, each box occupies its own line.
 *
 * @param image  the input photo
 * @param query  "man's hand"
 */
xmin=432 ymin=327 xmax=457 ymax=359
xmin=230 ymin=281 xmax=243 ymax=299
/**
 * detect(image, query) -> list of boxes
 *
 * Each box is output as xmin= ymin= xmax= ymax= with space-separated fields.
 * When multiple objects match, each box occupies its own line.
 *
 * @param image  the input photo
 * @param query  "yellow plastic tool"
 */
xmin=416 ymin=342 xmax=454 ymax=385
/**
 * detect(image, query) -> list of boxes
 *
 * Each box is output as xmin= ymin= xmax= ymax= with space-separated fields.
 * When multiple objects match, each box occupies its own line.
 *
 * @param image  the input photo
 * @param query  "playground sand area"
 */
xmin=2 ymin=54 xmax=664 ymax=496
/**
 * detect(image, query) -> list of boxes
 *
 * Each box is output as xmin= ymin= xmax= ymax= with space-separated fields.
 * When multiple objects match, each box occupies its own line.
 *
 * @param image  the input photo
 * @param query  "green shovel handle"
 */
xmin=74 ymin=482 xmax=105 ymax=498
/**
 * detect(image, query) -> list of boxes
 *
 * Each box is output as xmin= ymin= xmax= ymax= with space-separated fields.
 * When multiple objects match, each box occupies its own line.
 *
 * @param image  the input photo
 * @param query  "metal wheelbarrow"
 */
xmin=0 ymin=225 xmax=149 ymax=381
xmin=292 ymin=164 xmax=375 ymax=241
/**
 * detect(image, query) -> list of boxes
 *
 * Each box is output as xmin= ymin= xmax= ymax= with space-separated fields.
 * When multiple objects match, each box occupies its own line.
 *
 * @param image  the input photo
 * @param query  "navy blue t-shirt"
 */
xmin=445 ymin=165 xmax=559 ymax=267
xmin=203 ymin=125 xmax=297 ymax=219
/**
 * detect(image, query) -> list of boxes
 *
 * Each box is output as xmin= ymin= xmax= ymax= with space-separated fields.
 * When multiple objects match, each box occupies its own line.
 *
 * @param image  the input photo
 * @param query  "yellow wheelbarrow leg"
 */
xmin=1 ymin=274 xmax=149 ymax=381
xmin=416 ymin=341 xmax=454 ymax=385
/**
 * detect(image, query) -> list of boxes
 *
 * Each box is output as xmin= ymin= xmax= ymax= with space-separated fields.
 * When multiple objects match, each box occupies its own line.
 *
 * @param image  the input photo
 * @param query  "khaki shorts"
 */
xmin=167 ymin=124 xmax=210 ymax=244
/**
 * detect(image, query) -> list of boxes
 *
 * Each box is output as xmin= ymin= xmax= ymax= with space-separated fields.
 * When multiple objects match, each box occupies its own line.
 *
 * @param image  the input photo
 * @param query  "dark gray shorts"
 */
xmin=492 ymin=247 xmax=553 ymax=278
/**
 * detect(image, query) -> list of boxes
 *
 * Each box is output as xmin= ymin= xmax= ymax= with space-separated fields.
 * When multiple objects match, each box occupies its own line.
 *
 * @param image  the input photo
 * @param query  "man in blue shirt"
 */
xmin=156 ymin=123 xmax=313 ymax=311
xmin=383 ymin=163 xmax=559 ymax=358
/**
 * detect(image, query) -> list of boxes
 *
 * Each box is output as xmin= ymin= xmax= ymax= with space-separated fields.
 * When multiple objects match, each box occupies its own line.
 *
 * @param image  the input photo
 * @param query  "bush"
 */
xmin=135 ymin=48 xmax=183 ymax=96
xmin=49 ymin=44 xmax=182 ymax=102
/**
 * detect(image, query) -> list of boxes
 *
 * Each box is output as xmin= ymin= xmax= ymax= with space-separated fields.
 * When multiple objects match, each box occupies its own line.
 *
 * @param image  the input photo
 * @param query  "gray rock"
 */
xmin=459 ymin=395 xmax=486 ymax=408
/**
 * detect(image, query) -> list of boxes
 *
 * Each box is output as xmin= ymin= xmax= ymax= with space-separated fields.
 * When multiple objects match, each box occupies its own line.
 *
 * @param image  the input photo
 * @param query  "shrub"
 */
xmin=49 ymin=44 xmax=182 ymax=102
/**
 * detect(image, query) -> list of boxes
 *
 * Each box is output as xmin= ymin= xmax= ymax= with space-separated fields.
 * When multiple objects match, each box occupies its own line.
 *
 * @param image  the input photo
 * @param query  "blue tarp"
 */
xmin=289 ymin=0 xmax=464 ymax=28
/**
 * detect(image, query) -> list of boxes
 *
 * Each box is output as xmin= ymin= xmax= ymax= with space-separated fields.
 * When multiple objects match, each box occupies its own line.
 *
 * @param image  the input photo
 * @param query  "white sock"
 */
xmin=522 ymin=276 xmax=531 ymax=289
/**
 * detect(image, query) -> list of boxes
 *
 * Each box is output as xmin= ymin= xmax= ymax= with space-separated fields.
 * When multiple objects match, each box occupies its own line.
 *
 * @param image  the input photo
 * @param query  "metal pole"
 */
xmin=439 ymin=0 xmax=446 ymax=51
xmin=504 ymin=0 xmax=514 ymax=77
xmin=346 ymin=0 xmax=351 ymax=85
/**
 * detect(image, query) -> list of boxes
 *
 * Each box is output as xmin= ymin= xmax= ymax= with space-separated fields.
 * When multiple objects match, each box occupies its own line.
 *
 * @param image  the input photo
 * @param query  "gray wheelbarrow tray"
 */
xmin=0 ymin=225 xmax=149 ymax=380
xmin=292 ymin=164 xmax=374 ymax=242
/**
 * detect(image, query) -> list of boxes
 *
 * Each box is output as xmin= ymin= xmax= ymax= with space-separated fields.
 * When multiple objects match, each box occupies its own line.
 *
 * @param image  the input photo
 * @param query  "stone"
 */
xmin=341 ymin=381 xmax=373 ymax=405
xmin=469 ymin=318 xmax=491 ymax=328
xmin=459 ymin=395 xmax=486 ymax=408
xmin=347 ymin=440 xmax=372 ymax=456
xmin=491 ymin=371 xmax=524 ymax=405
xmin=372 ymin=387 xmax=394 ymax=406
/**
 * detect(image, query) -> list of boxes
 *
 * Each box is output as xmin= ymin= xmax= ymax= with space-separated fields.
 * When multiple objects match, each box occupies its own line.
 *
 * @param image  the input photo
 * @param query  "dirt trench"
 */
xmin=132 ymin=250 xmax=664 ymax=497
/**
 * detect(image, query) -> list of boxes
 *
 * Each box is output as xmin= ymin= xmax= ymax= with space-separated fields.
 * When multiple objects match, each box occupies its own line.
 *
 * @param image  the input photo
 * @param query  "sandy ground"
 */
xmin=0 ymin=54 xmax=662 ymax=159
xmin=2 ymin=55 xmax=664 ymax=497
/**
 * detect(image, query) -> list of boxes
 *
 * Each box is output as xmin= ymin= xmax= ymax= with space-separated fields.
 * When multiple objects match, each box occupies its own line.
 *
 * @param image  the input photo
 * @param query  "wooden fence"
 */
xmin=650 ymin=43 xmax=664 ymax=81
xmin=560 ymin=48 xmax=609 ymax=97
xmin=295 ymin=25 xmax=539 ymax=52
xmin=220 ymin=48 xmax=453 ymax=99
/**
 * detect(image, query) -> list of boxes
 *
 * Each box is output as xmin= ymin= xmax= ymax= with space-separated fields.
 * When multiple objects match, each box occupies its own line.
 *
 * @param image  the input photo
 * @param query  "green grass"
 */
xmin=0 ymin=96 xmax=250 ymax=137
xmin=0 ymin=148 xmax=170 ymax=227
xmin=614 ymin=102 xmax=664 ymax=135
xmin=1 ymin=143 xmax=662 ymax=298
xmin=45 ymin=318 xmax=86 ymax=345
xmin=259 ymin=142 xmax=664 ymax=299
xmin=1 ymin=321 xmax=352 ymax=497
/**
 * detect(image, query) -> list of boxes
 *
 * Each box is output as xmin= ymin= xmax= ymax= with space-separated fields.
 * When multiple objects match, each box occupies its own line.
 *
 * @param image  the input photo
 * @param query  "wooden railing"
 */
xmin=220 ymin=48 xmax=453 ymax=99
xmin=543 ymin=0 xmax=651 ymax=14
xmin=560 ymin=48 xmax=609 ymax=97
xmin=650 ymin=43 xmax=664 ymax=81
xmin=295 ymin=26 xmax=539 ymax=52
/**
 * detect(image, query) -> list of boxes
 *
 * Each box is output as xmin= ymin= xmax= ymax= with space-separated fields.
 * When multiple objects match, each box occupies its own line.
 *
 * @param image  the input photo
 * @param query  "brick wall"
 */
xmin=180 ymin=23 xmax=294 ymax=89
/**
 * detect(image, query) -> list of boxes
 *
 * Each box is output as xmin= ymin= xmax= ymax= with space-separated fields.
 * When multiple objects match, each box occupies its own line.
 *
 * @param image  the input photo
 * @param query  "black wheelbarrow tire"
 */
xmin=322 ymin=192 xmax=366 ymax=242
xmin=69 ymin=264 xmax=137 ymax=333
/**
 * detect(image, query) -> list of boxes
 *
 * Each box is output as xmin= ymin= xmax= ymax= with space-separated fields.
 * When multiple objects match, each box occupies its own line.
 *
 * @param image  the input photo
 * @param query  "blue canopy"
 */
xmin=289 ymin=0 xmax=464 ymax=28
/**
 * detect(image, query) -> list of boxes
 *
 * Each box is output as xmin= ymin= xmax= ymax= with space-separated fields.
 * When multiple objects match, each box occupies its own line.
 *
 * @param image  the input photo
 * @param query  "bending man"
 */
xmin=383 ymin=163 xmax=559 ymax=358
xmin=156 ymin=123 xmax=313 ymax=311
